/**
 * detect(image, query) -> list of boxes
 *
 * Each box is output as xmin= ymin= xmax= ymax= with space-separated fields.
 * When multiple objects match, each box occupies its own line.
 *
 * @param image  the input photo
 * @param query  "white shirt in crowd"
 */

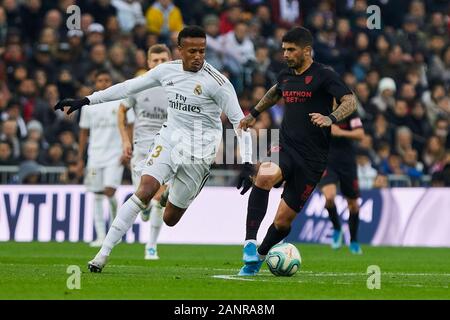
xmin=219 ymin=31 xmax=255 ymax=65
xmin=358 ymin=163 xmax=378 ymax=189
xmin=112 ymin=0 xmax=146 ymax=32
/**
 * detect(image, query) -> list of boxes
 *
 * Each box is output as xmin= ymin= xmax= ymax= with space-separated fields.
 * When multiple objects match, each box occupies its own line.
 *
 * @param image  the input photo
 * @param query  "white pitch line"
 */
xmin=213 ymin=275 xmax=263 ymax=282
xmin=211 ymin=275 xmax=353 ymax=285
xmin=210 ymin=275 xmax=449 ymax=288
xmin=1 ymin=262 xmax=449 ymax=278
xmin=177 ymin=267 xmax=450 ymax=277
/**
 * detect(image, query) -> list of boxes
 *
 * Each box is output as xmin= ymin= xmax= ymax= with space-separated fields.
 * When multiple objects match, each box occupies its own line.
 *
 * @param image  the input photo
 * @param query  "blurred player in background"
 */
xmin=54 ymin=26 xmax=253 ymax=272
xmin=319 ymin=106 xmax=365 ymax=254
xmin=238 ymin=27 xmax=357 ymax=276
xmin=117 ymin=44 xmax=172 ymax=260
xmin=78 ymin=70 xmax=124 ymax=247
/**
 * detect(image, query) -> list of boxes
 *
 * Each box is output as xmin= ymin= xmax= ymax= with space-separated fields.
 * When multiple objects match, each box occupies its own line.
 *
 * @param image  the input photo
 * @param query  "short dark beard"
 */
xmin=290 ymin=56 xmax=305 ymax=70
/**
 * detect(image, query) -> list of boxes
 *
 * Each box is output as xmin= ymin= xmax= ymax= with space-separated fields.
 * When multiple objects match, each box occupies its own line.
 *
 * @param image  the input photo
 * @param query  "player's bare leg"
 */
xmin=322 ymin=184 xmax=343 ymax=249
xmin=163 ymin=201 xmax=187 ymax=227
xmin=88 ymin=175 xmax=160 ymax=272
xmin=159 ymin=184 xmax=170 ymax=207
xmin=141 ymin=185 xmax=166 ymax=222
xmin=145 ymin=184 xmax=167 ymax=260
xmin=347 ymin=197 xmax=362 ymax=254
xmin=239 ymin=162 xmax=283 ymax=276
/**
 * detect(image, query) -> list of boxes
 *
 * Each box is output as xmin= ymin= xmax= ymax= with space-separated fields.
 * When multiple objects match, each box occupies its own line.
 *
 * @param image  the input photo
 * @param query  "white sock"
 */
xmin=108 ymin=195 xmax=118 ymax=221
xmin=244 ymin=239 xmax=257 ymax=247
xmin=93 ymin=194 xmax=106 ymax=240
xmin=100 ymin=194 xmax=146 ymax=256
xmin=147 ymin=200 xmax=164 ymax=248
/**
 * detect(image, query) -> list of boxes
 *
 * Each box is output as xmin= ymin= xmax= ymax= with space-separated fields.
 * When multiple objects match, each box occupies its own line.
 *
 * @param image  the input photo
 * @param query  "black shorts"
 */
xmin=275 ymin=146 xmax=326 ymax=212
xmin=319 ymin=162 xmax=360 ymax=199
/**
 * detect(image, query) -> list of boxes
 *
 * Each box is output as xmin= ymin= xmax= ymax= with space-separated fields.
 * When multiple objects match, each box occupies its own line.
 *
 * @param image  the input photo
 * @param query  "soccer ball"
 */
xmin=266 ymin=243 xmax=301 ymax=277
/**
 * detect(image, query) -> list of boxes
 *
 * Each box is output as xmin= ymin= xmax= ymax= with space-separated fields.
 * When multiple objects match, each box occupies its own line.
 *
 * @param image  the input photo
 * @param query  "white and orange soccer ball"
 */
xmin=266 ymin=243 xmax=301 ymax=277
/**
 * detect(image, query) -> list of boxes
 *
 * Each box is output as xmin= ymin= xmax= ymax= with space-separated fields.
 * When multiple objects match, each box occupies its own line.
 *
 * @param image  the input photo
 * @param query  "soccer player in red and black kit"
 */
xmin=236 ymin=27 xmax=357 ymax=276
xmin=319 ymin=108 xmax=365 ymax=254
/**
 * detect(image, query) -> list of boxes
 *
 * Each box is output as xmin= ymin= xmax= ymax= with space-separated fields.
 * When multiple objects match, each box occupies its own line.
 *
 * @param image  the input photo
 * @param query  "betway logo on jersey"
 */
xmin=169 ymin=93 xmax=201 ymax=114
xmin=282 ymin=90 xmax=312 ymax=103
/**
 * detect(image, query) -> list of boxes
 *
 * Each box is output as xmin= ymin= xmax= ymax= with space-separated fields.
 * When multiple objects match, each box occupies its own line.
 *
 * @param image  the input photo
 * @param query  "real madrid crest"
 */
xmin=194 ymin=84 xmax=202 ymax=95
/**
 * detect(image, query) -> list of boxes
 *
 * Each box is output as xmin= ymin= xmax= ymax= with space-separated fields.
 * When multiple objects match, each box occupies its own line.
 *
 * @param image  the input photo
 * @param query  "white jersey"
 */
xmin=79 ymin=100 xmax=123 ymax=168
xmin=122 ymin=86 xmax=168 ymax=155
xmin=88 ymin=60 xmax=252 ymax=163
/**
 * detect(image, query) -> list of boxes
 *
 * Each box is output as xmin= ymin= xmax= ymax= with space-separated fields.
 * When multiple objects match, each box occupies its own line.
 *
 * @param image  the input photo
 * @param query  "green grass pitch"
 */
xmin=0 ymin=242 xmax=449 ymax=300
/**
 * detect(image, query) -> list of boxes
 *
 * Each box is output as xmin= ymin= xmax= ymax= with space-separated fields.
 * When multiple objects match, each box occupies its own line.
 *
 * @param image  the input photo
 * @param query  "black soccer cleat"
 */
xmin=87 ymin=254 xmax=108 ymax=273
xmin=88 ymin=262 xmax=102 ymax=273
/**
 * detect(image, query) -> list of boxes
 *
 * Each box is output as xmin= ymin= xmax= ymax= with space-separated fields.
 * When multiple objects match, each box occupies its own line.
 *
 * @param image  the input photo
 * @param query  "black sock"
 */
xmin=245 ymin=186 xmax=270 ymax=240
xmin=326 ymin=203 xmax=341 ymax=231
xmin=258 ymin=223 xmax=291 ymax=256
xmin=349 ymin=211 xmax=360 ymax=242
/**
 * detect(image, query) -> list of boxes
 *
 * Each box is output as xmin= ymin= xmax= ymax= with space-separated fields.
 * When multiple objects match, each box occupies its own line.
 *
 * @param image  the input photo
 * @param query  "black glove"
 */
xmin=54 ymin=97 xmax=90 ymax=114
xmin=236 ymin=162 xmax=254 ymax=195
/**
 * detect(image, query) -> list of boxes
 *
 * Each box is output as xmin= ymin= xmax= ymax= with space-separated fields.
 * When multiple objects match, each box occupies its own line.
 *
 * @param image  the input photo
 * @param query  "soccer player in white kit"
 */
xmin=78 ymin=70 xmax=125 ymax=247
xmin=54 ymin=26 xmax=255 ymax=272
xmin=117 ymin=44 xmax=172 ymax=260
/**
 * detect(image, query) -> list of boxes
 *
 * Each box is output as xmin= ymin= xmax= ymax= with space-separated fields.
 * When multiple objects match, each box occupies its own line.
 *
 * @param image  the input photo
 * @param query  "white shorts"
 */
xmin=140 ymin=126 xmax=212 ymax=209
xmin=84 ymin=164 xmax=124 ymax=193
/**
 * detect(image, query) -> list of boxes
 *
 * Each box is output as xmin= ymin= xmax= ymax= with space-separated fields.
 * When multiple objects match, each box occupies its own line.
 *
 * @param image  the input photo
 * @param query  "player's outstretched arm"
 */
xmin=239 ymin=85 xmax=282 ymax=130
xmin=54 ymin=68 xmax=162 ymax=114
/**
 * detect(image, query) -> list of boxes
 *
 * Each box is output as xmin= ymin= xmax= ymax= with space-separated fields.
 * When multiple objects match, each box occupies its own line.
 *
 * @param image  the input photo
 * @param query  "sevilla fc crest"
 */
xmin=305 ymin=76 xmax=313 ymax=84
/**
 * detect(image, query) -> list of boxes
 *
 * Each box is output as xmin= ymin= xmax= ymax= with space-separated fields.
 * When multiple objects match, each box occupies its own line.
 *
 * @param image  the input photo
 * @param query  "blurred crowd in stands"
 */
xmin=0 ymin=0 xmax=449 ymax=186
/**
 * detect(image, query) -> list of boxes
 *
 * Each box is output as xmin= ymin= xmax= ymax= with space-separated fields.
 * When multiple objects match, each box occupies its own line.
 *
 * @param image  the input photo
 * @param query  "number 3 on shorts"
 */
xmin=151 ymin=145 xmax=163 ymax=158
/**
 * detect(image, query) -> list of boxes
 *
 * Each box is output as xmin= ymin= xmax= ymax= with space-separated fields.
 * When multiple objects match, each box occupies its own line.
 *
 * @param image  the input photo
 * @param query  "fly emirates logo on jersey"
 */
xmin=282 ymin=90 xmax=313 ymax=103
xmin=169 ymin=93 xmax=201 ymax=114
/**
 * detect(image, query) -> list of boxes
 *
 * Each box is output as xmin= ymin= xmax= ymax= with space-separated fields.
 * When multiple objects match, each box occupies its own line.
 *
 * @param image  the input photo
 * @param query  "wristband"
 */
xmin=329 ymin=114 xmax=337 ymax=124
xmin=250 ymin=108 xmax=261 ymax=118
